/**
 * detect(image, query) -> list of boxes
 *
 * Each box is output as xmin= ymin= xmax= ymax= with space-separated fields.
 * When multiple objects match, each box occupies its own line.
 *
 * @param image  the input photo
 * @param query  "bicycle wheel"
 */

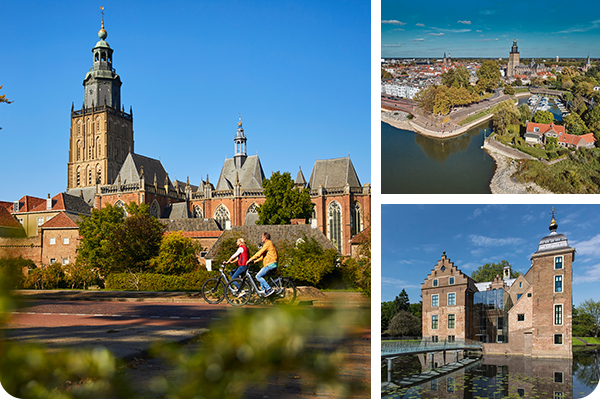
xmin=272 ymin=277 xmax=297 ymax=306
xmin=225 ymin=278 xmax=252 ymax=306
xmin=201 ymin=278 xmax=226 ymax=304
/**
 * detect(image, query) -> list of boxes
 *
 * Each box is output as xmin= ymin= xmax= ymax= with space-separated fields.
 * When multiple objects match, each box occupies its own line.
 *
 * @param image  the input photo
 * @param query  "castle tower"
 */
xmin=530 ymin=212 xmax=574 ymax=358
xmin=234 ymin=116 xmax=247 ymax=169
xmin=507 ymin=38 xmax=520 ymax=77
xmin=67 ymin=13 xmax=134 ymax=190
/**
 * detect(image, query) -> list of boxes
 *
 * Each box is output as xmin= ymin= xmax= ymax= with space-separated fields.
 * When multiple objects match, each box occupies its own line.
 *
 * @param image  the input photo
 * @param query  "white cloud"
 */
xmin=413 ymin=38 xmax=425 ymax=41
xmin=572 ymin=234 xmax=600 ymax=257
xmin=574 ymin=263 xmax=600 ymax=284
xmin=476 ymin=30 xmax=482 ymax=33
xmin=416 ymin=23 xmax=425 ymax=27
xmin=558 ymin=19 xmax=600 ymax=33
xmin=382 ymin=277 xmax=418 ymax=288
xmin=392 ymin=28 xmax=405 ymax=31
xmin=382 ymin=20 xmax=406 ymax=25
xmin=457 ymin=20 xmax=471 ymax=25
xmin=480 ymin=10 xmax=496 ymax=15
xmin=468 ymin=234 xmax=524 ymax=247
xmin=433 ymin=28 xmax=471 ymax=33
xmin=382 ymin=44 xmax=404 ymax=47
xmin=429 ymin=33 xmax=445 ymax=36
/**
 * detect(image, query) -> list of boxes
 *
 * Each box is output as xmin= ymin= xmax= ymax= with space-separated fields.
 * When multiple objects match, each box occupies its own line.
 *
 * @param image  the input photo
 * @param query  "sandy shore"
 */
xmin=485 ymin=148 xmax=553 ymax=194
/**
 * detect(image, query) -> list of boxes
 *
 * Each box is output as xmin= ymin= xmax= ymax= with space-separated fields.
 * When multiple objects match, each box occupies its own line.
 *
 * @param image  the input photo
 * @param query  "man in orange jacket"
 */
xmin=248 ymin=232 xmax=278 ymax=297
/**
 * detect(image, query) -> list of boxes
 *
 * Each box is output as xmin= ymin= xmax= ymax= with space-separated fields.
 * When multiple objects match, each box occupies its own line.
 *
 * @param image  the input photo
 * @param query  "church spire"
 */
xmin=234 ymin=114 xmax=247 ymax=169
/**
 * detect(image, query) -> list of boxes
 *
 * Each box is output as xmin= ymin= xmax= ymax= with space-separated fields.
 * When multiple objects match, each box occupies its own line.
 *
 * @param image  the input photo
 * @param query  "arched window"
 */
xmin=149 ymin=200 xmax=160 ymax=219
xmin=328 ymin=201 xmax=342 ymax=253
xmin=87 ymin=166 xmax=92 ymax=186
xmin=245 ymin=203 xmax=259 ymax=226
xmin=214 ymin=204 xmax=230 ymax=230
xmin=350 ymin=201 xmax=362 ymax=236
xmin=76 ymin=140 xmax=81 ymax=161
xmin=77 ymin=120 xmax=82 ymax=135
xmin=95 ymin=52 xmax=99 ymax=62
xmin=76 ymin=167 xmax=81 ymax=187
xmin=96 ymin=164 xmax=102 ymax=184
xmin=96 ymin=137 xmax=101 ymax=158
xmin=101 ymin=52 xmax=106 ymax=61
xmin=193 ymin=205 xmax=204 ymax=218
xmin=114 ymin=200 xmax=128 ymax=217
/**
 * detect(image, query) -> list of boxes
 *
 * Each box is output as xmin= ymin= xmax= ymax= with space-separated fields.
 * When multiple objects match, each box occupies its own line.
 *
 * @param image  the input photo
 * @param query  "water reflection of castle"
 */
xmin=422 ymin=215 xmax=573 ymax=358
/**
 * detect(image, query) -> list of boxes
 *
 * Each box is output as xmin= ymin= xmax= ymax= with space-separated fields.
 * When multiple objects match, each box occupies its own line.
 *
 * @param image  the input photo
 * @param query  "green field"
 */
xmin=458 ymin=109 xmax=492 ymax=126
xmin=573 ymin=337 xmax=600 ymax=346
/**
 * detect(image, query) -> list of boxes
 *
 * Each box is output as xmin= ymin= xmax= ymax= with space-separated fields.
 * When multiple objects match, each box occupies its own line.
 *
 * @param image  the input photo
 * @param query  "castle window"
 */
xmin=519 ymin=281 xmax=522 ymax=288
xmin=555 ymin=256 xmax=563 ymax=269
xmin=448 ymin=314 xmax=455 ymax=329
xmin=554 ymin=392 xmax=564 ymax=399
xmin=50 ymin=258 xmax=56 ymax=264
xmin=76 ymin=167 xmax=81 ymax=186
xmin=431 ymin=336 xmax=439 ymax=343
xmin=95 ymin=52 xmax=99 ymax=62
xmin=518 ymin=314 xmax=525 ymax=321
xmin=554 ymin=334 xmax=563 ymax=345
xmin=554 ymin=275 xmax=563 ymax=293
xmin=448 ymin=292 xmax=456 ymax=306
xmin=528 ymin=293 xmax=532 ymax=297
xmin=554 ymin=304 xmax=563 ymax=325
xmin=518 ymin=389 xmax=525 ymax=397
xmin=554 ymin=372 xmax=563 ymax=383
xmin=114 ymin=200 xmax=128 ymax=217
xmin=449 ymin=277 xmax=455 ymax=285
xmin=431 ymin=315 xmax=439 ymax=329
xmin=433 ymin=279 xmax=438 ymax=287
xmin=62 ymin=258 xmax=69 ymax=265
xmin=101 ymin=52 xmax=106 ymax=61
xmin=149 ymin=200 xmax=160 ymax=219
xmin=432 ymin=294 xmax=439 ymax=307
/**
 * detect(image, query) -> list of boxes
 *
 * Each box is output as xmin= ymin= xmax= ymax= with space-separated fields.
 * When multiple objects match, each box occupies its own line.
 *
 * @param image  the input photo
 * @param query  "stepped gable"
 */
xmin=119 ymin=153 xmax=171 ymax=187
xmin=308 ymin=157 xmax=361 ymax=189
xmin=215 ymin=155 xmax=265 ymax=191
xmin=41 ymin=212 xmax=82 ymax=229
xmin=205 ymin=224 xmax=337 ymax=259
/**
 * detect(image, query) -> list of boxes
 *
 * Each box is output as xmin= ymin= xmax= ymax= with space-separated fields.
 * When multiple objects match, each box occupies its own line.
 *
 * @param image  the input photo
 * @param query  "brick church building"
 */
xmin=421 ymin=215 xmax=573 ymax=358
xmin=61 ymin=20 xmax=370 ymax=257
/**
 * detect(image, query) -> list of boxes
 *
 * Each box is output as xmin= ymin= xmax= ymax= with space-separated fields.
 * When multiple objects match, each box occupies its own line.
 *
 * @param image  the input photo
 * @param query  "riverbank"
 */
xmin=484 ymin=147 xmax=553 ymax=194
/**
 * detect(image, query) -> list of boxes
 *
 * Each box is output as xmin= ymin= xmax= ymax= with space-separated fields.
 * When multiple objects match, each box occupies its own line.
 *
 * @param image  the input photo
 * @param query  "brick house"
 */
xmin=524 ymin=122 xmax=596 ymax=149
xmin=421 ymin=216 xmax=573 ymax=358
xmin=40 ymin=212 xmax=83 ymax=266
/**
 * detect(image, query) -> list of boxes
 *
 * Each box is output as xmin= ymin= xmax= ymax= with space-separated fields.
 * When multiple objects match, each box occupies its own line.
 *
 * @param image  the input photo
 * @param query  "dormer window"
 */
xmin=534 ymin=127 xmax=539 ymax=133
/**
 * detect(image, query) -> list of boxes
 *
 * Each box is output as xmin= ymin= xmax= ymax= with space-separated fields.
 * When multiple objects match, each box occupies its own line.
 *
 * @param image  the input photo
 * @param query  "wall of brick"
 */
xmin=0 ymin=237 xmax=42 ymax=265
xmin=40 ymin=228 xmax=80 ymax=266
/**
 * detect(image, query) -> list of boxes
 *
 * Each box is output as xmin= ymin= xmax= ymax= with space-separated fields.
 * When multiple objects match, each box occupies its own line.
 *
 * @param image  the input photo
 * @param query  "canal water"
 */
xmin=382 ymin=347 xmax=599 ymax=399
xmin=381 ymin=120 xmax=495 ymax=194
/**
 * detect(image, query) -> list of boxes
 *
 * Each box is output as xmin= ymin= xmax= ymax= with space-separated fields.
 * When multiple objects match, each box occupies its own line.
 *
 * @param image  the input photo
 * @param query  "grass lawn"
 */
xmin=515 ymin=88 xmax=530 ymax=93
xmin=458 ymin=109 xmax=492 ymax=126
xmin=573 ymin=337 xmax=600 ymax=346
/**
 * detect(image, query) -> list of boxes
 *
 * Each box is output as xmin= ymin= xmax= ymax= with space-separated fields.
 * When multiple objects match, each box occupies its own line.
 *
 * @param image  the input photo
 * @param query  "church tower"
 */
xmin=234 ymin=116 xmax=247 ymax=169
xmin=507 ymin=38 xmax=520 ymax=77
xmin=67 ymin=13 xmax=134 ymax=190
xmin=530 ymin=212 xmax=574 ymax=358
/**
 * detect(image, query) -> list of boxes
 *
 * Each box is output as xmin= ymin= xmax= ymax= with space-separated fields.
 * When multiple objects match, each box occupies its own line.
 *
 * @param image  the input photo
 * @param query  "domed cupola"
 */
xmin=535 ymin=209 xmax=571 ymax=254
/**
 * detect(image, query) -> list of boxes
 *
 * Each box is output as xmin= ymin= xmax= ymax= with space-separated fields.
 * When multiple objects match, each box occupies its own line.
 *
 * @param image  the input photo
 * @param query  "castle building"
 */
xmin=421 ymin=215 xmax=573 ymax=358
xmin=61 ymin=19 xmax=370 ymax=257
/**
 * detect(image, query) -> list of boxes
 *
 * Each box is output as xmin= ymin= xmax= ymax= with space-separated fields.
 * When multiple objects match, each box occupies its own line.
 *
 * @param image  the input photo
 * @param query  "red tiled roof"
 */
xmin=40 ymin=212 xmax=80 ymax=229
xmin=14 ymin=195 xmax=45 ymax=213
xmin=526 ymin=122 xmax=566 ymax=136
xmin=31 ymin=193 xmax=63 ymax=212
xmin=0 ymin=201 xmax=13 ymax=213
xmin=559 ymin=132 xmax=596 ymax=147
xmin=0 ymin=206 xmax=22 ymax=228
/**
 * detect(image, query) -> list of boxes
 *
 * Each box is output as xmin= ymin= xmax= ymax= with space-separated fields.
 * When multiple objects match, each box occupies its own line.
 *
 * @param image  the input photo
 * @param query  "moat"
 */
xmin=382 ymin=347 xmax=599 ymax=399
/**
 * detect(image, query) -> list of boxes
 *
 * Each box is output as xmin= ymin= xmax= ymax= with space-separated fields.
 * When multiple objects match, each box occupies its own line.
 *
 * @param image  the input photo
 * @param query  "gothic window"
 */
xmin=149 ymin=200 xmax=160 ymax=219
xmin=96 ymin=164 xmax=101 ymax=184
xmin=350 ymin=201 xmax=362 ymax=236
xmin=87 ymin=166 xmax=92 ymax=186
xmin=327 ymin=201 xmax=342 ymax=253
xmin=114 ymin=200 xmax=128 ymax=217
xmin=96 ymin=137 xmax=101 ymax=158
xmin=77 ymin=121 xmax=82 ymax=135
xmin=214 ymin=204 xmax=230 ymax=230
xmin=193 ymin=205 xmax=204 ymax=218
xmin=76 ymin=167 xmax=81 ymax=186
xmin=76 ymin=140 xmax=81 ymax=161
xmin=245 ymin=203 xmax=259 ymax=225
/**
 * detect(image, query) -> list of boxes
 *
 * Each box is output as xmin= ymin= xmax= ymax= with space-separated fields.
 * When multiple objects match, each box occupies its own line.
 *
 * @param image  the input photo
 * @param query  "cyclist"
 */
xmin=247 ymin=232 xmax=278 ymax=297
xmin=224 ymin=238 xmax=250 ymax=284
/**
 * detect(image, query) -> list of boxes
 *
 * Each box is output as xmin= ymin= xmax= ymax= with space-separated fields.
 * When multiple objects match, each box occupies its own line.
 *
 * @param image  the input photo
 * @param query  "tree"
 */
xmin=471 ymin=260 xmax=519 ymax=283
xmin=387 ymin=310 xmax=422 ymax=337
xmin=256 ymin=171 xmax=314 ymax=225
xmin=533 ymin=110 xmax=555 ymax=124
xmin=492 ymin=100 xmax=520 ymax=135
xmin=433 ymin=91 xmax=451 ymax=115
xmin=151 ymin=231 xmax=202 ymax=275
xmin=476 ymin=60 xmax=501 ymax=91
xmin=414 ymin=86 xmax=437 ymax=113
xmin=381 ymin=69 xmax=392 ymax=80
xmin=0 ymin=85 xmax=12 ymax=104
xmin=107 ymin=203 xmax=166 ymax=273
xmin=583 ymin=105 xmax=600 ymax=135
xmin=394 ymin=289 xmax=410 ymax=312
xmin=504 ymin=85 xmax=515 ymax=96
xmin=563 ymin=113 xmax=589 ymax=135
xmin=564 ymin=92 xmax=574 ymax=102
xmin=577 ymin=299 xmax=600 ymax=337
xmin=441 ymin=66 xmax=470 ymax=89
xmin=518 ymin=104 xmax=532 ymax=125
xmin=278 ymin=236 xmax=338 ymax=287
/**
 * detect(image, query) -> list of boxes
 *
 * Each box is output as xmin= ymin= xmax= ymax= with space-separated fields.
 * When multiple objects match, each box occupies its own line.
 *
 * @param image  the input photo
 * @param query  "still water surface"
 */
xmin=382 ymin=348 xmax=599 ymax=399
xmin=381 ymin=120 xmax=495 ymax=194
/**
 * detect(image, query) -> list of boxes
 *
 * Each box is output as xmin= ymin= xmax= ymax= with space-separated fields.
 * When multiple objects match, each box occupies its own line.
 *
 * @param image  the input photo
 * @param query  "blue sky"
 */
xmin=381 ymin=204 xmax=600 ymax=308
xmin=382 ymin=0 xmax=600 ymax=58
xmin=0 ymin=0 xmax=370 ymax=202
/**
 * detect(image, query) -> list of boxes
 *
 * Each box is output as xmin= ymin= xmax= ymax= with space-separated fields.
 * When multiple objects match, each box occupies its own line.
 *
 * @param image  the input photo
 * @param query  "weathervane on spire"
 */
xmin=100 ymin=6 xmax=105 ymax=27
xmin=550 ymin=207 xmax=557 ymax=219
xmin=238 ymin=113 xmax=242 ymax=126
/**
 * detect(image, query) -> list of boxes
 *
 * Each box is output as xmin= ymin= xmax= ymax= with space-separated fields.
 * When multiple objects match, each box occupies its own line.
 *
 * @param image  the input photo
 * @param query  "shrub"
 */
xmin=278 ymin=236 xmax=338 ymax=287
xmin=151 ymin=232 xmax=202 ymax=275
xmin=43 ymin=263 xmax=66 ymax=289
xmin=407 ymin=113 xmax=414 ymax=120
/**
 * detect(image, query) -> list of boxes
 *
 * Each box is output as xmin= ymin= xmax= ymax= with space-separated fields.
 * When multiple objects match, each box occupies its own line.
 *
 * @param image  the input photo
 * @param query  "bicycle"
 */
xmin=201 ymin=263 xmax=232 ymax=304
xmin=225 ymin=263 xmax=296 ymax=307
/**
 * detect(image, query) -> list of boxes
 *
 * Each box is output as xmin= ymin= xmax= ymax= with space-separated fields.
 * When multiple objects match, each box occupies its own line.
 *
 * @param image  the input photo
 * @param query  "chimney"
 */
xmin=46 ymin=194 xmax=52 ymax=210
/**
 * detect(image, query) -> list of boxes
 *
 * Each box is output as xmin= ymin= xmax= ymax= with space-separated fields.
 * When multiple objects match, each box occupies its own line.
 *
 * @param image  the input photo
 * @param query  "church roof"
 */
xmin=162 ymin=203 xmax=190 ymax=219
xmin=118 ymin=153 xmax=172 ymax=188
xmin=215 ymin=155 xmax=265 ymax=191
xmin=308 ymin=156 xmax=361 ymax=189
xmin=295 ymin=167 xmax=307 ymax=186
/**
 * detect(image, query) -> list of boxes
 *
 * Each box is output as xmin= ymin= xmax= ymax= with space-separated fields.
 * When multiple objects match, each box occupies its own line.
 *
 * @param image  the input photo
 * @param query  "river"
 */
xmin=382 ymin=347 xmax=599 ymax=399
xmin=381 ymin=120 xmax=495 ymax=194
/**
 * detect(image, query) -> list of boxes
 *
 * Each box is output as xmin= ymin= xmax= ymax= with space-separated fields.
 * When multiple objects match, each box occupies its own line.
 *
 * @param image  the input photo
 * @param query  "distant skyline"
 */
xmin=0 ymin=1 xmax=370 ymax=202
xmin=382 ymin=0 xmax=600 ymax=59
xmin=381 ymin=205 xmax=600 ymax=308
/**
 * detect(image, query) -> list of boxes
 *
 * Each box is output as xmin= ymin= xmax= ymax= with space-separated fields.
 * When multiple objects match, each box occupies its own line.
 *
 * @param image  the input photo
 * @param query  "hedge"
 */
xmin=105 ymin=270 xmax=215 ymax=291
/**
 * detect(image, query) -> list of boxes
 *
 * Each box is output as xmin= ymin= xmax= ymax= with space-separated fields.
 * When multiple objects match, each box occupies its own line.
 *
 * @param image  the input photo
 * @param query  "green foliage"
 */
xmin=340 ymin=227 xmax=371 ymax=296
xmin=476 ymin=60 xmax=501 ymax=91
xmin=518 ymin=103 xmax=532 ymax=125
xmin=407 ymin=113 xmax=414 ymax=120
xmin=492 ymin=100 xmax=520 ymax=135
xmin=63 ymin=261 xmax=101 ymax=290
xmin=583 ymin=104 xmax=600 ymax=134
xmin=105 ymin=270 xmax=214 ymax=291
xmin=575 ymin=299 xmax=600 ymax=337
xmin=256 ymin=171 xmax=314 ymax=225
xmin=546 ymin=136 xmax=558 ymax=150
xmin=533 ymin=110 xmax=555 ymax=124
xmin=381 ymin=289 xmax=413 ymax=333
xmin=471 ymin=260 xmax=519 ymax=283
xmin=211 ymin=235 xmax=259 ymax=270
xmin=151 ymin=231 xmax=202 ymax=275
xmin=504 ymin=85 xmax=515 ymax=95
xmin=381 ymin=68 xmax=392 ymax=79
xmin=43 ymin=262 xmax=65 ymax=288
xmin=0 ymin=257 xmax=33 ymax=289
xmin=279 ymin=236 xmax=338 ymax=287
xmin=441 ymin=66 xmax=470 ymax=88
xmin=387 ymin=310 xmax=422 ymax=337
xmin=563 ymin=112 xmax=589 ymax=135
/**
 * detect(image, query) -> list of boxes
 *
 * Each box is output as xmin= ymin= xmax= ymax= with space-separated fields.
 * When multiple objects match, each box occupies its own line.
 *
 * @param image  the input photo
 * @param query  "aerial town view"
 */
xmin=381 ymin=1 xmax=600 ymax=194
xmin=381 ymin=205 xmax=600 ymax=398
xmin=0 ymin=2 xmax=371 ymax=398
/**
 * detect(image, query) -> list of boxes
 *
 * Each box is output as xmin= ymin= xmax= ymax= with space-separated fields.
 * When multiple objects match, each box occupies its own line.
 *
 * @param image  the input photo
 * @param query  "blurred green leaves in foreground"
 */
xmin=0 ymin=271 xmax=369 ymax=398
